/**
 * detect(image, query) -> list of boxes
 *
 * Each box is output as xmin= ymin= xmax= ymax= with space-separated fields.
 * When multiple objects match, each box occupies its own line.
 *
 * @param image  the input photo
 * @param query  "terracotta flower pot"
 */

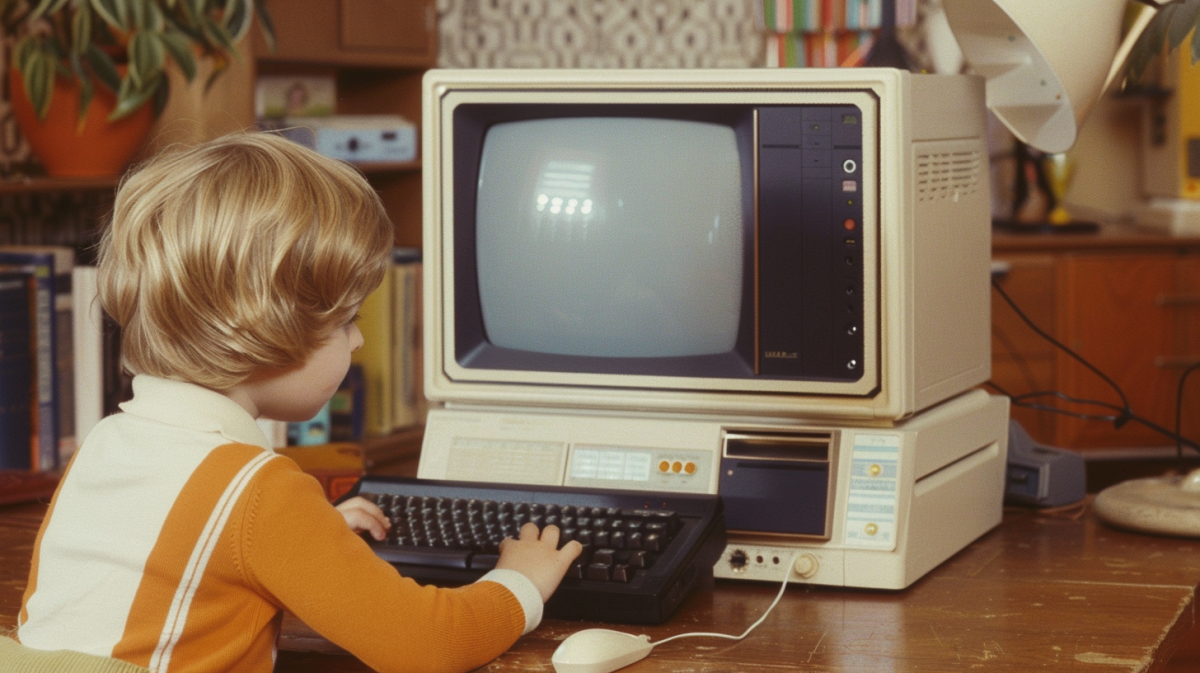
xmin=8 ymin=67 xmax=156 ymax=178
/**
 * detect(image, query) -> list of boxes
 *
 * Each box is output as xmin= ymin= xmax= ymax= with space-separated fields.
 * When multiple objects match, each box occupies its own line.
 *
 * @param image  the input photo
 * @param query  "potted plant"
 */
xmin=2 ymin=0 xmax=276 ymax=177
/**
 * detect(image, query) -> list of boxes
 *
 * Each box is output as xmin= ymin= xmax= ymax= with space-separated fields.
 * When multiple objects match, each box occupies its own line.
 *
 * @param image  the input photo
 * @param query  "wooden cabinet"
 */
xmin=992 ymin=228 xmax=1200 ymax=451
xmin=251 ymin=0 xmax=435 ymax=249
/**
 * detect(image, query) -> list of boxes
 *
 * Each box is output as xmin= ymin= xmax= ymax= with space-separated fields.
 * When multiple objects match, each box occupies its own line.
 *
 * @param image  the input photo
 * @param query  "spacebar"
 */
xmin=374 ymin=546 xmax=472 ymax=569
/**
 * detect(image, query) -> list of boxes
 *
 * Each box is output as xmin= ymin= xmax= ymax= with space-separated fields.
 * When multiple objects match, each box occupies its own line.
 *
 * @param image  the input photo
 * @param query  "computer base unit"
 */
xmin=418 ymin=390 xmax=1009 ymax=591
xmin=714 ymin=390 xmax=1009 ymax=589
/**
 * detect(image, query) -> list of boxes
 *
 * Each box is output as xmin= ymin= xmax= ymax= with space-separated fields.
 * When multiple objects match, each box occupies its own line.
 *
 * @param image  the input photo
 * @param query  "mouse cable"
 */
xmin=649 ymin=554 xmax=797 ymax=647
xmin=991 ymin=276 xmax=1132 ymax=428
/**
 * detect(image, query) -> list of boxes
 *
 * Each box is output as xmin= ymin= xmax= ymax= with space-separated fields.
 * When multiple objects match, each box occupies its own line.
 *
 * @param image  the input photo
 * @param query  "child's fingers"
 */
xmin=538 ymin=524 xmax=561 ymax=549
xmin=337 ymin=497 xmax=390 ymax=540
xmin=518 ymin=522 xmax=541 ymax=541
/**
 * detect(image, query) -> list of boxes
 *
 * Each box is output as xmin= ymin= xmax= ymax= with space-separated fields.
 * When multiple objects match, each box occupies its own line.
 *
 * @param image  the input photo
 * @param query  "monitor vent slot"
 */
xmin=916 ymin=149 xmax=981 ymax=202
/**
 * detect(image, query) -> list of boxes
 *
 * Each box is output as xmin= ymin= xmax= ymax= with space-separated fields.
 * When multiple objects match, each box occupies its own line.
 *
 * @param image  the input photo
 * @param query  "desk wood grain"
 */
xmin=3 ymin=500 xmax=1198 ymax=672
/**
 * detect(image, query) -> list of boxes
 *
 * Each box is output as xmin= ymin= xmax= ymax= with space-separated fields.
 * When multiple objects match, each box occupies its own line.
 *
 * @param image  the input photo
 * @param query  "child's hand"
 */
xmin=496 ymin=523 xmax=583 ymax=603
xmin=336 ymin=496 xmax=390 ymax=541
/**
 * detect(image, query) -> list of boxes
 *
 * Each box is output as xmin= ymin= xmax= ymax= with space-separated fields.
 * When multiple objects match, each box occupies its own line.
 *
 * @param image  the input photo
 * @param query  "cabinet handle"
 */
xmin=1156 ymin=356 xmax=1200 ymax=368
xmin=1157 ymin=294 xmax=1200 ymax=306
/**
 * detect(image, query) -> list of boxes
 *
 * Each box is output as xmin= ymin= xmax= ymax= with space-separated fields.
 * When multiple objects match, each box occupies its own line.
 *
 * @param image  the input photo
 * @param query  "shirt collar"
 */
xmin=119 ymin=375 xmax=274 ymax=451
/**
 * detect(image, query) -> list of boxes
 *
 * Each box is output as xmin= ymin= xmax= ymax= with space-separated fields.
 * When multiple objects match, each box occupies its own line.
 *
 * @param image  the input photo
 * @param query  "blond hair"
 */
xmin=98 ymin=132 xmax=393 ymax=390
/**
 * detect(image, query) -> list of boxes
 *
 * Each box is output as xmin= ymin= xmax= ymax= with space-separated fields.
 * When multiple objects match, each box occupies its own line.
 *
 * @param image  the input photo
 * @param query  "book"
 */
xmin=72 ymin=266 xmax=104 ymax=447
xmin=391 ymin=248 xmax=425 ymax=430
xmin=287 ymin=400 xmax=332 ymax=446
xmin=0 ymin=246 xmax=76 ymax=470
xmin=329 ymin=364 xmax=365 ymax=442
xmin=351 ymin=259 xmax=395 ymax=436
xmin=0 ymin=272 xmax=35 ymax=470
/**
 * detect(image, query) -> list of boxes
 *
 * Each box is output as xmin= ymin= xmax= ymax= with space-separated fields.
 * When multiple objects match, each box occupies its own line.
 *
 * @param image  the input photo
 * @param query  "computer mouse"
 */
xmin=550 ymin=628 xmax=654 ymax=673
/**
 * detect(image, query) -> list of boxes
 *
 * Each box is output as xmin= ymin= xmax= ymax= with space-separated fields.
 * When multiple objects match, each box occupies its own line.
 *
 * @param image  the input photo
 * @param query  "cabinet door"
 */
xmin=1055 ymin=253 xmax=1176 ymax=448
xmin=257 ymin=0 xmax=436 ymax=67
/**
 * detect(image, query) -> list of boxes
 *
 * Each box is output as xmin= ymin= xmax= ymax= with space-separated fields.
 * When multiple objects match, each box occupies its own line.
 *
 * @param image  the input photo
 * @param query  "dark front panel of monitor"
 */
xmin=757 ymin=105 xmax=864 ymax=381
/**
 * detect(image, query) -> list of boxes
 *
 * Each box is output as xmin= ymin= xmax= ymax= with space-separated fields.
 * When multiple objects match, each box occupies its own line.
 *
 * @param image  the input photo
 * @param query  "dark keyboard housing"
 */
xmin=340 ymin=476 xmax=726 ymax=624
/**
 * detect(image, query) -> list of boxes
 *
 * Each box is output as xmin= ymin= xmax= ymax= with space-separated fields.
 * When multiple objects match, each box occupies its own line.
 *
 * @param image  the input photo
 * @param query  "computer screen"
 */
xmin=424 ymin=68 xmax=991 ymax=422
xmin=476 ymin=117 xmax=743 ymax=360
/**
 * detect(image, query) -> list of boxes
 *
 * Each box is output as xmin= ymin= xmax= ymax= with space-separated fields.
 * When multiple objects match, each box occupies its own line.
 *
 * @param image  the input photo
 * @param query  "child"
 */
xmin=13 ymin=133 xmax=581 ymax=673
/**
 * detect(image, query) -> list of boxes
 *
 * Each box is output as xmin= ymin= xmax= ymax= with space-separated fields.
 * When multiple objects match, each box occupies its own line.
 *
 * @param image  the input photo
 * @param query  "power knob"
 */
xmin=792 ymin=553 xmax=819 ymax=579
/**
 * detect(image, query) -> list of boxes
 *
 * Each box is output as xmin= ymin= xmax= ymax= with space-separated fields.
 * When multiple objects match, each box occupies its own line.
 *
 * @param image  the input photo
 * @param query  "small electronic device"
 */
xmin=343 ymin=476 xmax=726 ymax=624
xmin=416 ymin=67 xmax=1010 ymax=590
xmin=270 ymin=115 xmax=416 ymax=163
xmin=1004 ymin=420 xmax=1086 ymax=508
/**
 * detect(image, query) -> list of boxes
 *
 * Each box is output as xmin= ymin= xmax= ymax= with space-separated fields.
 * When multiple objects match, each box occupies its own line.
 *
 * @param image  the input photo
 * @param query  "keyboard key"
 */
xmin=586 ymin=563 xmax=612 ymax=581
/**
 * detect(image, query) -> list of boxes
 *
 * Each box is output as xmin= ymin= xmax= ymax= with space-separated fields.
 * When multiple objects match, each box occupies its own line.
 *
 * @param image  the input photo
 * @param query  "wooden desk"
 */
xmin=3 ymin=499 xmax=1198 ymax=672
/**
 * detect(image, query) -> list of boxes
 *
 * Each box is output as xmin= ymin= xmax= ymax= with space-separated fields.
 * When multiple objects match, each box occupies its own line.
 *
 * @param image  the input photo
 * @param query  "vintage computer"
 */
xmin=413 ymin=66 xmax=1009 ymax=590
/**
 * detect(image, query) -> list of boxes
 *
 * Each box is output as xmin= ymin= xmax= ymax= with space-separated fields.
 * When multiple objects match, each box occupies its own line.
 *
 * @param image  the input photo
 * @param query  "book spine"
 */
xmin=0 ymin=253 xmax=57 ymax=471
xmin=351 ymin=265 xmax=394 ymax=436
xmin=73 ymin=266 xmax=104 ymax=446
xmin=0 ymin=274 xmax=34 ymax=470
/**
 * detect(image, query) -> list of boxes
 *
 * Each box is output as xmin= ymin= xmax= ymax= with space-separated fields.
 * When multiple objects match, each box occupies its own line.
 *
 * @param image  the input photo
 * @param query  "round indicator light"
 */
xmin=684 ymin=462 xmax=696 ymax=474
xmin=865 ymin=523 xmax=879 ymax=536
xmin=869 ymin=464 xmax=882 ymax=477
xmin=672 ymin=461 xmax=683 ymax=473
xmin=843 ymin=218 xmax=856 ymax=230
xmin=659 ymin=461 xmax=671 ymax=473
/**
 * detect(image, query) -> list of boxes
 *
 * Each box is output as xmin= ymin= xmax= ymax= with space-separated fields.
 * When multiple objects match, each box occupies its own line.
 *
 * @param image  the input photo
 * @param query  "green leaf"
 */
xmin=127 ymin=29 xmax=165 ymax=87
xmin=1169 ymin=0 xmax=1200 ymax=51
xmin=84 ymin=43 xmax=120 ymax=92
xmin=127 ymin=0 xmax=144 ymax=29
xmin=152 ymin=72 xmax=169 ymax=117
xmin=1192 ymin=16 xmax=1200 ymax=64
xmin=109 ymin=71 xmax=157 ymax=121
xmin=87 ymin=0 xmax=121 ymax=27
xmin=29 ymin=0 xmax=71 ymax=21
xmin=254 ymin=0 xmax=275 ymax=53
xmin=70 ymin=2 xmax=93 ymax=55
xmin=200 ymin=14 xmax=235 ymax=53
xmin=223 ymin=0 xmax=251 ymax=43
xmin=21 ymin=46 xmax=57 ymax=120
xmin=69 ymin=54 xmax=94 ymax=129
xmin=1127 ymin=9 xmax=1173 ymax=83
xmin=159 ymin=31 xmax=196 ymax=80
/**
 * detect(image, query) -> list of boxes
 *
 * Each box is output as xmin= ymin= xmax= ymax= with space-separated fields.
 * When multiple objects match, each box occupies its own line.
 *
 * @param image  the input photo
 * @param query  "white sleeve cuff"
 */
xmin=476 ymin=568 xmax=544 ymax=635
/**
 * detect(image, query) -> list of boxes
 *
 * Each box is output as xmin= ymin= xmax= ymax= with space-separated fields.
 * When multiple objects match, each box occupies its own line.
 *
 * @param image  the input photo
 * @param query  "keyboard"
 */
xmin=342 ymin=476 xmax=726 ymax=624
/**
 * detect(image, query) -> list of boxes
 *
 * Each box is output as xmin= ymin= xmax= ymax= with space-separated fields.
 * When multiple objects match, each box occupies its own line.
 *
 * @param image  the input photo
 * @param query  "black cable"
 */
xmin=995 ymin=388 xmax=1200 ymax=456
xmin=1175 ymin=361 xmax=1200 ymax=464
xmin=991 ymin=276 xmax=1132 ymax=428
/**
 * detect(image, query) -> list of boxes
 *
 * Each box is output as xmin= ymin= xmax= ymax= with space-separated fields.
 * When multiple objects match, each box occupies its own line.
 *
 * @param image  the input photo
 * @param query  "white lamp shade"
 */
xmin=943 ymin=0 xmax=1131 ymax=153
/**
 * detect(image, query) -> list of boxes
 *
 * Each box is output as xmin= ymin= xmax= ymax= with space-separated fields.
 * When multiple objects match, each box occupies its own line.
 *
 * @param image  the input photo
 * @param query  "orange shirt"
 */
xmin=18 ymin=376 xmax=540 ymax=673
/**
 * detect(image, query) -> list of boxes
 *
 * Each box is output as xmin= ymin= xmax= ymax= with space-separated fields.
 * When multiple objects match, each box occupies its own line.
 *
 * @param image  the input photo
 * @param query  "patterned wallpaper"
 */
xmin=437 ymin=0 xmax=764 ymax=69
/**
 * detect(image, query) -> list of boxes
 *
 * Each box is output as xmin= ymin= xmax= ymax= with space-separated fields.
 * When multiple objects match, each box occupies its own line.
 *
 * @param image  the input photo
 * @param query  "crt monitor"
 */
xmin=423 ymin=68 xmax=993 ymax=423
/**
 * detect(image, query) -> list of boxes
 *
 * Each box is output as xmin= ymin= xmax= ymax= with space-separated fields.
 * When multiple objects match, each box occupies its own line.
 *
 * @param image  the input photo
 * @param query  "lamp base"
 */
xmin=993 ymin=219 xmax=1100 ymax=235
xmin=1094 ymin=469 xmax=1200 ymax=538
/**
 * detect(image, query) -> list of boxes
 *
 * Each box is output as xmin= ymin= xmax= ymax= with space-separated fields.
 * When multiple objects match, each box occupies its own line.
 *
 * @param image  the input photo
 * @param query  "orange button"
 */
xmin=659 ymin=461 xmax=671 ymax=472
xmin=684 ymin=462 xmax=696 ymax=474
xmin=672 ymin=461 xmax=683 ymax=473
